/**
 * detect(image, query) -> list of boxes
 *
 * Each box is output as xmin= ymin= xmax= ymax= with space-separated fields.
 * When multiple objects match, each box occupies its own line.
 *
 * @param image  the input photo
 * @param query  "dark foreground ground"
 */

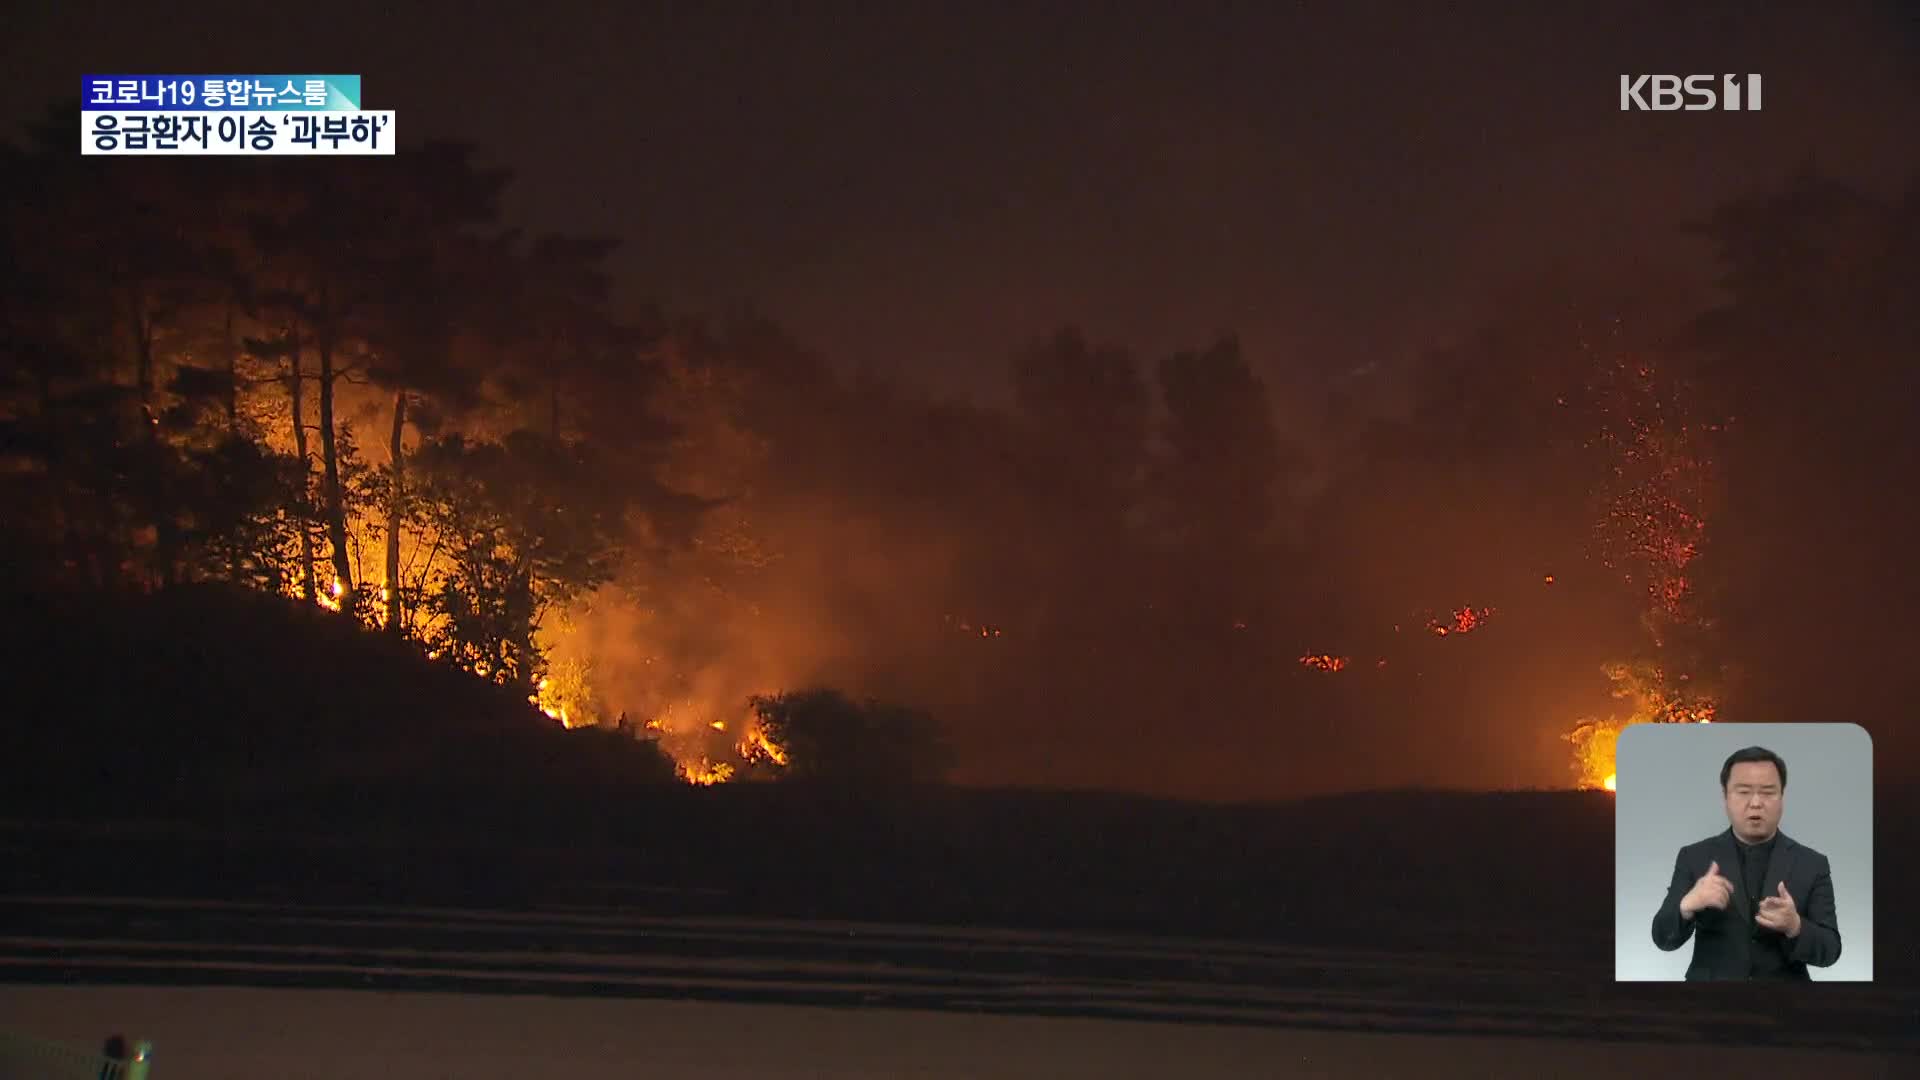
xmin=2 ymin=589 xmax=1914 ymax=1072
xmin=4 ymin=984 xmax=1910 ymax=1079
xmin=2 ymin=786 xmax=1916 ymax=1075
xmin=0 ymin=888 xmax=1910 ymax=1048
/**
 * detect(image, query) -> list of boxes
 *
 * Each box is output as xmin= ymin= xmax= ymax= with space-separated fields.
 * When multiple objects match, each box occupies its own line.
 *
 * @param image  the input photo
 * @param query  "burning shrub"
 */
xmin=740 ymin=688 xmax=952 ymax=786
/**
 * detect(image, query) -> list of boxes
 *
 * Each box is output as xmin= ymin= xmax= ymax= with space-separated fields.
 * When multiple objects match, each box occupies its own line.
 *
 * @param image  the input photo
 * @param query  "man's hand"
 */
xmin=1756 ymin=880 xmax=1802 ymax=938
xmin=1678 ymin=860 xmax=1733 ymax=918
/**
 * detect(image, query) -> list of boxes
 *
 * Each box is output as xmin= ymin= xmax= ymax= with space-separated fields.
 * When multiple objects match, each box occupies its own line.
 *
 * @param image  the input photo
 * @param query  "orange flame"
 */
xmin=677 ymin=759 xmax=735 ymax=786
xmin=739 ymin=725 xmax=790 ymax=767
xmin=316 ymin=578 xmax=345 ymax=612
xmin=1565 ymin=665 xmax=1718 ymax=791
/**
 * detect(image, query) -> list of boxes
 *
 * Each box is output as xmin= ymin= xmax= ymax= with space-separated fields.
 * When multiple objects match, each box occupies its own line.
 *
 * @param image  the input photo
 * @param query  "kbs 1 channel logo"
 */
xmin=1619 ymin=73 xmax=1762 ymax=111
xmin=81 ymin=75 xmax=396 ymax=155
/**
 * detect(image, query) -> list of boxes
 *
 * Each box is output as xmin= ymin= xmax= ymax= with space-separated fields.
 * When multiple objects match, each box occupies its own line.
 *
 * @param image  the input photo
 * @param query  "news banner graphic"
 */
xmin=81 ymin=75 xmax=396 ymax=155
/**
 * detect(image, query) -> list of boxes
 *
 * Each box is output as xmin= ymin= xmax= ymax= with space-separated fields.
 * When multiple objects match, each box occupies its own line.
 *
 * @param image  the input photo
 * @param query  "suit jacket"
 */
xmin=1650 ymin=828 xmax=1842 ymax=980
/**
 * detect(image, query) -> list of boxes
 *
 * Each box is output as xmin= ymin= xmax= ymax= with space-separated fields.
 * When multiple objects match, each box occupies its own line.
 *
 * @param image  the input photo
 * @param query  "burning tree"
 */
xmin=532 ymin=655 xmax=603 ymax=729
xmin=1580 ymin=351 xmax=1722 ymax=646
xmin=738 ymin=688 xmax=951 ymax=786
xmin=1562 ymin=340 xmax=1727 ymax=789
xmin=1564 ymin=660 xmax=1719 ymax=791
xmin=409 ymin=430 xmax=623 ymax=696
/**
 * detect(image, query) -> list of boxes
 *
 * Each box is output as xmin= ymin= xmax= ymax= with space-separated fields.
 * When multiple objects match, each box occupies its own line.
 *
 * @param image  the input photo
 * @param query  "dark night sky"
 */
xmin=8 ymin=1 xmax=1919 ymax=411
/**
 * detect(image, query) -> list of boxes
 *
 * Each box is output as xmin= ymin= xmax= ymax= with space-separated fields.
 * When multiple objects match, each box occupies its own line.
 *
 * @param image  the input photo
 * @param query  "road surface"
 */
xmin=4 ymin=985 xmax=1911 ymax=1079
xmin=1 ymin=895 xmax=1911 ymax=1077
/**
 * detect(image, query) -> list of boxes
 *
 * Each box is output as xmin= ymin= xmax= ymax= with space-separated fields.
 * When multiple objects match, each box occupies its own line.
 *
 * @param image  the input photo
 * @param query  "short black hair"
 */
xmin=1721 ymin=746 xmax=1787 ymax=790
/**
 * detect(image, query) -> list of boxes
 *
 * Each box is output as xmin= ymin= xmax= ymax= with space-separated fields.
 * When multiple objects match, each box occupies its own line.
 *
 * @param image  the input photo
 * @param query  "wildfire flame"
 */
xmin=740 ymin=725 xmax=790 ymax=767
xmin=637 ymin=698 xmax=794 ymax=786
xmin=530 ymin=676 xmax=580 ymax=728
xmin=1559 ymin=351 xmax=1725 ymax=791
xmin=677 ymin=759 xmax=735 ymax=786
xmin=1565 ymin=664 xmax=1717 ymax=793
xmin=316 ymin=578 xmax=346 ymax=612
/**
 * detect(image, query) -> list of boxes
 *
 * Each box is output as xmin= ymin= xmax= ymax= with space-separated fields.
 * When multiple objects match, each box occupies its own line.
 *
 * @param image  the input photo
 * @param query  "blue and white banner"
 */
xmin=81 ymin=111 xmax=396 ymax=156
xmin=80 ymin=75 xmax=392 ymax=155
xmin=83 ymin=75 xmax=362 ymax=111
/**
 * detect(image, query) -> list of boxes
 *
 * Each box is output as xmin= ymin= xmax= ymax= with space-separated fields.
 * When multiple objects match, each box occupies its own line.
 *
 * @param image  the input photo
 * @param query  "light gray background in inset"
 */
xmin=1613 ymin=722 xmax=1873 ymax=981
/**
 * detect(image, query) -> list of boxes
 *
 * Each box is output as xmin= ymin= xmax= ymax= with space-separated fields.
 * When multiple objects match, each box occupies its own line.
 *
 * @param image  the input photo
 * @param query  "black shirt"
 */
xmin=1734 ymin=833 xmax=1788 ymax=978
xmin=1736 ymin=834 xmax=1775 ymax=905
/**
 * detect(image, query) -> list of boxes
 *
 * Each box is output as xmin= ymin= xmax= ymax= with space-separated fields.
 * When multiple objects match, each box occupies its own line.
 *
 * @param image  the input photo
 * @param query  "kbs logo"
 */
xmin=1620 ymin=74 xmax=1762 ymax=111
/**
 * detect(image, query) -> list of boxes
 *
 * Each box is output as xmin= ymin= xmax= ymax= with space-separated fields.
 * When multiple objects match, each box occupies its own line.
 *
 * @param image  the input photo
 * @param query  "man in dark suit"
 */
xmin=1650 ymin=745 xmax=1843 ymax=980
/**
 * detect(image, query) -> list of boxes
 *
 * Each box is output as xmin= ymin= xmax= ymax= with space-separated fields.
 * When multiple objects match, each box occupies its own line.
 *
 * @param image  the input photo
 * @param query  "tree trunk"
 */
xmin=223 ymin=302 xmax=242 ymax=582
xmin=384 ymin=389 xmax=408 ymax=635
xmin=316 ymin=298 xmax=355 ymax=607
xmin=222 ymin=302 xmax=239 ymax=434
xmin=514 ymin=565 xmax=540 ymax=704
xmin=132 ymin=297 xmax=156 ymax=420
xmin=288 ymin=326 xmax=318 ymax=604
xmin=133 ymin=301 xmax=178 ymax=586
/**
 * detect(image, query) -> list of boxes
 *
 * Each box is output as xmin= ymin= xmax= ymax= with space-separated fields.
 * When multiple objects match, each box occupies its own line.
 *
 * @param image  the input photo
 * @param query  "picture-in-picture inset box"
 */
xmin=1614 ymin=722 xmax=1872 ymax=982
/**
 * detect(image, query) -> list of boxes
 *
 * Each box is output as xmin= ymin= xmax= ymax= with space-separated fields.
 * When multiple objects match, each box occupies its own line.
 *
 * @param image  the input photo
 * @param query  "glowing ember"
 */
xmin=1560 ymin=348 xmax=1726 ymax=789
xmin=1584 ymin=353 xmax=1720 ymax=644
xmin=944 ymin=614 xmax=1003 ymax=637
xmin=1299 ymin=653 xmax=1349 ymax=672
xmin=1428 ymin=606 xmax=1494 ymax=636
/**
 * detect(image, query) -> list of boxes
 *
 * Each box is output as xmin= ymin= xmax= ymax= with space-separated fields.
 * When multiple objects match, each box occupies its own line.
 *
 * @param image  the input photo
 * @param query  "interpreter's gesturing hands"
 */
xmin=1678 ymin=860 xmax=1733 ymax=918
xmin=1756 ymin=880 xmax=1802 ymax=938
